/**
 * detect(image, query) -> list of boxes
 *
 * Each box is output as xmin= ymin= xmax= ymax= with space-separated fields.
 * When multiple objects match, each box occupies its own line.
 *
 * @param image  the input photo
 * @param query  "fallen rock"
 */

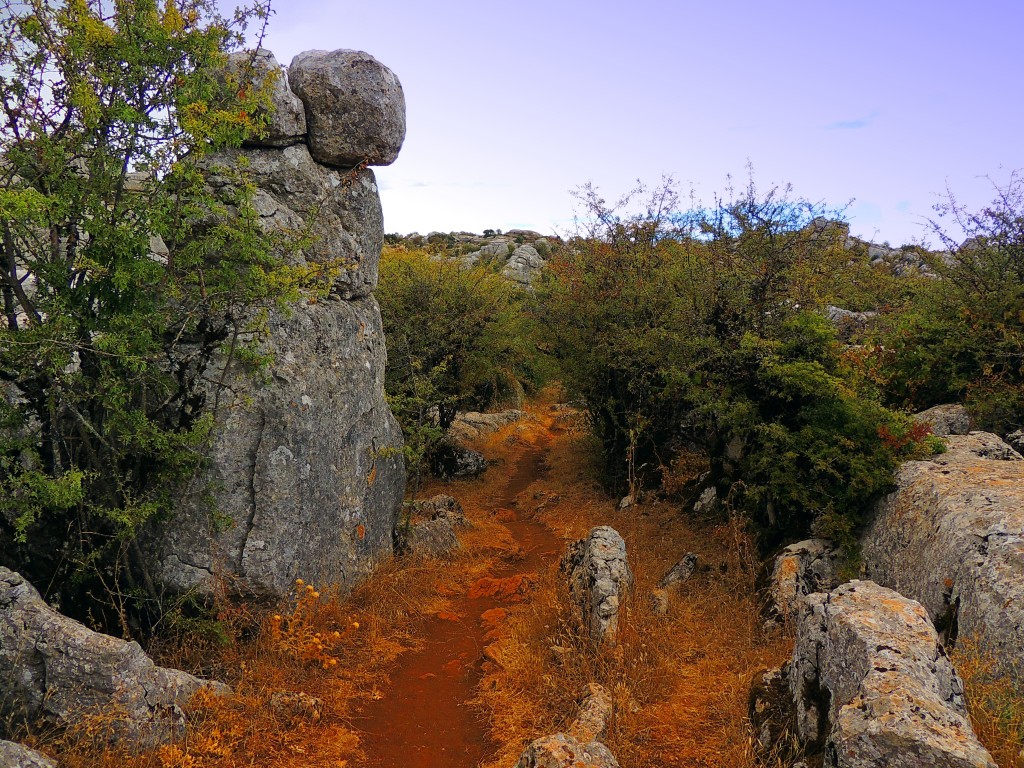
xmin=567 ymin=683 xmax=613 ymax=743
xmin=562 ymin=527 xmax=633 ymax=646
xmin=767 ymin=539 xmax=841 ymax=624
xmin=913 ymin=403 xmax=973 ymax=436
xmin=410 ymin=494 xmax=471 ymax=528
xmin=449 ymin=409 xmax=526 ymax=442
xmin=288 ymin=49 xmax=406 ymax=167
xmin=397 ymin=516 xmax=460 ymax=558
xmin=430 ymin=440 xmax=488 ymax=479
xmin=223 ymin=49 xmax=306 ymax=147
xmin=514 ymin=733 xmax=620 ymax=768
xmin=787 ymin=580 xmax=994 ymax=768
xmin=692 ymin=484 xmax=717 ymax=515
xmin=659 ymin=552 xmax=698 ymax=588
xmin=0 ymin=568 xmax=226 ymax=746
xmin=1004 ymin=428 xmax=1024 ymax=454
xmin=861 ymin=432 xmax=1024 ymax=677
xmin=0 ymin=741 xmax=56 ymax=768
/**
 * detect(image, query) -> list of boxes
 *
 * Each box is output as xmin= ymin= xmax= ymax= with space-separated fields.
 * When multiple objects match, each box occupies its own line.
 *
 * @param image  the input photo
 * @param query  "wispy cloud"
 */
xmin=824 ymin=111 xmax=880 ymax=130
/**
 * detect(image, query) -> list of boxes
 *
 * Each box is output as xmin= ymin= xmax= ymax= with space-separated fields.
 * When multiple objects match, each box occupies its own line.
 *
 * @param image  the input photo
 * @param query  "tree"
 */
xmin=540 ymin=177 xmax=923 ymax=550
xmin=377 ymin=246 xmax=543 ymax=490
xmin=0 ymin=0 xmax=320 ymax=634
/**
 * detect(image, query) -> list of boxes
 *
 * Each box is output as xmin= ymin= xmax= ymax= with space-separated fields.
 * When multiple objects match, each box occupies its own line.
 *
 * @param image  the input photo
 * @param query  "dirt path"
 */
xmin=356 ymin=428 xmax=559 ymax=767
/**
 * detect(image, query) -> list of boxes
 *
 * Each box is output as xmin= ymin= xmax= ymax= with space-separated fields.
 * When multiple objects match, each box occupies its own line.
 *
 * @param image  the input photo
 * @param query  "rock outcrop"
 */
xmin=752 ymin=580 xmax=995 ymax=768
xmin=861 ymin=432 xmax=1024 ymax=678
xmin=449 ymin=409 xmax=526 ymax=442
xmin=0 ymin=568 xmax=225 ymax=746
xmin=562 ymin=527 xmax=633 ymax=646
xmin=767 ymin=539 xmax=841 ymax=624
xmin=143 ymin=47 xmax=407 ymax=601
xmin=0 ymin=741 xmax=56 ymax=768
xmin=224 ymin=49 xmax=306 ymax=147
xmin=913 ymin=403 xmax=973 ymax=436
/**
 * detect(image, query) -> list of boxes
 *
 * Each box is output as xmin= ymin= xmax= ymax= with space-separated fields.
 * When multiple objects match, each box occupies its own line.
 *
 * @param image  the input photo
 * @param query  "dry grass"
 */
xmin=472 ymin=400 xmax=792 ymax=768
xmin=954 ymin=637 xmax=1024 ymax=768
xmin=28 ymin=393 xmax=791 ymax=768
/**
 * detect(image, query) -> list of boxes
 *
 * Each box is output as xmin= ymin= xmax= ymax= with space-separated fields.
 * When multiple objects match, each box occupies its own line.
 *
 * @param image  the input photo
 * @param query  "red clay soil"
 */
xmin=355 ymin=431 xmax=558 ymax=767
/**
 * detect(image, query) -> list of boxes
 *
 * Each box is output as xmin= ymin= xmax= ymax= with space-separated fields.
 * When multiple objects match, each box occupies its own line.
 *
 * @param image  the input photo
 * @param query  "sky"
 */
xmin=254 ymin=0 xmax=1024 ymax=246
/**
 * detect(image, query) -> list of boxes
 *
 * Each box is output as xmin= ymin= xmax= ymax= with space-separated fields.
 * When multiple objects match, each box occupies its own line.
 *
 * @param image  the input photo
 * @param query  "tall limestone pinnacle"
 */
xmin=141 ymin=48 xmax=408 ymax=600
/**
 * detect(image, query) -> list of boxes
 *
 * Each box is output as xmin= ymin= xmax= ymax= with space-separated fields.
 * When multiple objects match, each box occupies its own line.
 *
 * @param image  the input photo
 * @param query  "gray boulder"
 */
xmin=861 ymin=432 xmax=1024 ymax=677
xmin=562 ymin=527 xmax=633 ymax=646
xmin=289 ymin=49 xmax=406 ymax=168
xmin=145 ymin=297 xmax=405 ymax=601
xmin=409 ymin=494 xmax=470 ymax=528
xmin=767 ymin=539 xmax=841 ymax=624
xmin=514 ymin=733 xmax=620 ymax=768
xmin=788 ymin=581 xmax=994 ymax=768
xmin=223 ymin=49 xmax=306 ymax=147
xmin=396 ymin=516 xmax=460 ymax=558
xmin=502 ymin=244 xmax=545 ymax=286
xmin=0 ymin=741 xmax=56 ymax=768
xmin=449 ymin=409 xmax=525 ymax=442
xmin=1005 ymin=428 xmax=1024 ymax=454
xmin=204 ymin=143 xmax=384 ymax=300
xmin=659 ymin=552 xmax=698 ymax=588
xmin=567 ymin=683 xmax=613 ymax=743
xmin=0 ymin=568 xmax=225 ymax=746
xmin=430 ymin=440 xmax=488 ymax=479
xmin=913 ymin=403 xmax=973 ymax=436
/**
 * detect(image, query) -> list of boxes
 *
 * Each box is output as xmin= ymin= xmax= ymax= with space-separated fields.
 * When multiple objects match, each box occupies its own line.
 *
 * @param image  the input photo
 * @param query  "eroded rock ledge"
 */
xmin=751 ymin=580 xmax=995 ymax=768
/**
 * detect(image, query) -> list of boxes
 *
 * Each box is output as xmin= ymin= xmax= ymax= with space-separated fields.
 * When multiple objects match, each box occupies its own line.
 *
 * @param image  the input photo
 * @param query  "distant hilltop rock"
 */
xmin=387 ymin=229 xmax=560 ymax=286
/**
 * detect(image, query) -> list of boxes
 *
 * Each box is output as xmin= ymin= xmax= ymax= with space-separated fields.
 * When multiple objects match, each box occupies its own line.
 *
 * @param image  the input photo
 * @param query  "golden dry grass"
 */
xmin=471 ymin=401 xmax=792 ymax=768
xmin=954 ymin=637 xmax=1024 ymax=768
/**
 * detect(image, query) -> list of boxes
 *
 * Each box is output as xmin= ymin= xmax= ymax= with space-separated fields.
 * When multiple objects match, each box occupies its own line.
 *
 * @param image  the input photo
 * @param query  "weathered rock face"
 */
xmin=0 ymin=568 xmax=224 ymax=746
xmin=562 ymin=527 xmax=633 ymax=646
xmin=448 ymin=409 xmax=526 ymax=442
xmin=0 ymin=741 xmax=56 ymax=768
xmin=861 ymin=432 xmax=1024 ymax=678
xmin=913 ymin=403 xmax=973 ymax=436
xmin=205 ymin=144 xmax=384 ymax=300
xmin=430 ymin=440 xmax=488 ymax=480
xmin=514 ymin=733 xmax=620 ymax=768
xmin=503 ymin=244 xmax=546 ymax=286
xmin=144 ymin=47 xmax=407 ymax=602
xmin=224 ymin=49 xmax=306 ymax=147
xmin=567 ymin=683 xmax=613 ymax=744
xmin=149 ymin=298 xmax=404 ymax=599
xmin=289 ymin=49 xmax=406 ymax=167
xmin=788 ymin=581 xmax=994 ymax=768
xmin=767 ymin=539 xmax=841 ymax=624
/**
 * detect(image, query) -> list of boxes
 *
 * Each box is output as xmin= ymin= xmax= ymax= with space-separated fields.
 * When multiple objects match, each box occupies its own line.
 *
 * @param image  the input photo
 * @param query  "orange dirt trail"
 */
xmin=355 ymin=428 xmax=558 ymax=767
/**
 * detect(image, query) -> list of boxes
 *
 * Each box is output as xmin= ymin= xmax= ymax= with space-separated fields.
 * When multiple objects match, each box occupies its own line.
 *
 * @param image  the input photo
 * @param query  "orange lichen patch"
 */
xmin=468 ymin=574 xmax=535 ymax=602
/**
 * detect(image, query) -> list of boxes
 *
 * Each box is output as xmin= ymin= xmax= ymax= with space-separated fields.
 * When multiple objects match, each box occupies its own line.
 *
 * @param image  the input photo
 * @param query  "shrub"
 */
xmin=540 ymin=177 xmax=920 ymax=548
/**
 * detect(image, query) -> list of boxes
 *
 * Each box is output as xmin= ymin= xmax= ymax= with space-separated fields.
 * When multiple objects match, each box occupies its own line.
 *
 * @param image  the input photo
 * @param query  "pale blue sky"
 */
xmin=258 ymin=0 xmax=1023 ymax=246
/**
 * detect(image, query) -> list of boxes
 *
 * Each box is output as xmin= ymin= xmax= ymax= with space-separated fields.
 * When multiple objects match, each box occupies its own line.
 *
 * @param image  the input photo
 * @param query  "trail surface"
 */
xmin=357 ymin=428 xmax=558 ymax=767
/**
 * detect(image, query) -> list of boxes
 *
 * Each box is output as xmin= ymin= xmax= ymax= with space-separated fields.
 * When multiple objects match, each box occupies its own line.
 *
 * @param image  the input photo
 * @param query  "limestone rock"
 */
xmin=789 ymin=581 xmax=994 ymax=768
xmin=223 ymin=49 xmax=306 ymax=147
xmin=397 ymin=516 xmax=460 ymax=558
xmin=449 ymin=409 xmax=526 ymax=442
xmin=503 ymin=244 xmax=545 ymax=286
xmin=861 ymin=432 xmax=1024 ymax=677
xmin=144 ymin=298 xmax=405 ymax=601
xmin=567 ymin=683 xmax=613 ymax=743
xmin=659 ymin=552 xmax=698 ymax=589
xmin=767 ymin=539 xmax=841 ymax=623
xmin=1004 ymin=428 xmax=1024 ymax=454
xmin=514 ymin=733 xmax=620 ymax=768
xmin=289 ymin=49 xmax=406 ymax=167
xmin=562 ymin=527 xmax=633 ymax=646
xmin=430 ymin=440 xmax=488 ymax=479
xmin=0 ymin=741 xmax=56 ymax=768
xmin=204 ymin=144 xmax=384 ymax=299
xmin=410 ymin=494 xmax=471 ymax=528
xmin=0 ymin=568 xmax=225 ymax=746
xmin=692 ymin=484 xmax=717 ymax=515
xmin=913 ymin=403 xmax=973 ymax=436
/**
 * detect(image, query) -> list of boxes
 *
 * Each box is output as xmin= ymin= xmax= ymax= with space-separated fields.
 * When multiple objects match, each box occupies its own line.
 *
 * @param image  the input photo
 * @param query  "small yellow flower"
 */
xmin=296 ymin=578 xmax=304 ymax=586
